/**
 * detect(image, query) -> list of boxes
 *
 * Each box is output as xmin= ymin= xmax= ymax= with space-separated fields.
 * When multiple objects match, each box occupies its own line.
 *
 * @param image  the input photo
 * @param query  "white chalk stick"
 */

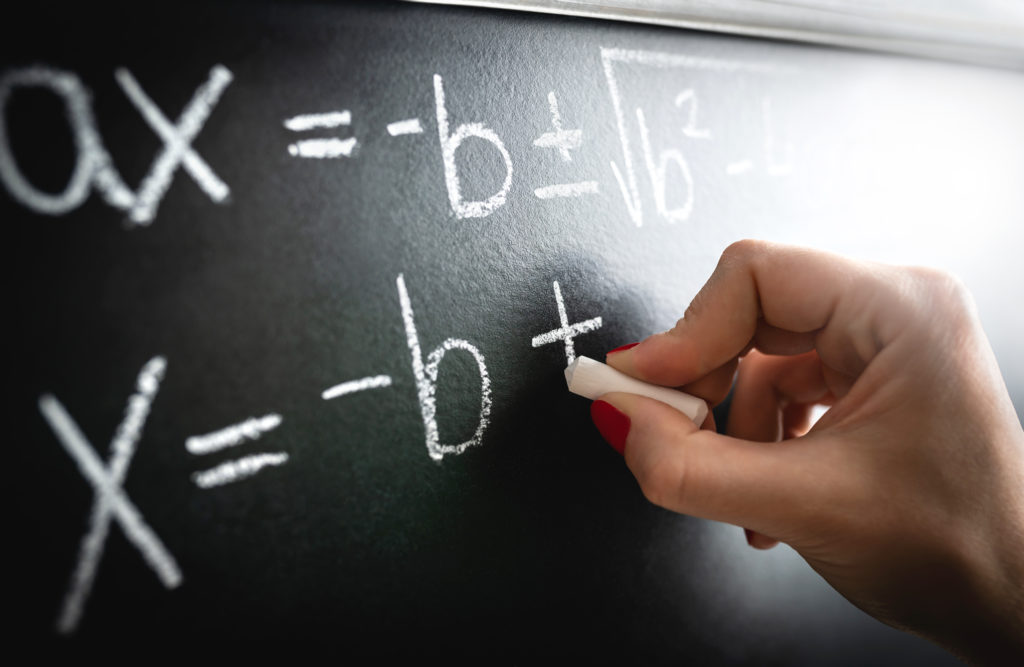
xmin=565 ymin=356 xmax=708 ymax=425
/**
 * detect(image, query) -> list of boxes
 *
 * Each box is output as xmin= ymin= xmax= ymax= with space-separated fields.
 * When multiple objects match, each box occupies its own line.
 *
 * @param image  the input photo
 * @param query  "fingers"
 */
xmin=727 ymin=350 xmax=830 ymax=443
xmin=592 ymin=392 xmax=830 ymax=537
xmin=727 ymin=350 xmax=832 ymax=551
xmin=606 ymin=240 xmax=887 ymax=387
xmin=679 ymin=358 xmax=738 ymax=406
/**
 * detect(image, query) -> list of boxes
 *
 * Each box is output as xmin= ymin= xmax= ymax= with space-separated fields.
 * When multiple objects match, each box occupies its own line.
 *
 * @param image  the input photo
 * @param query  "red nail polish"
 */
xmin=591 ymin=400 xmax=630 ymax=455
xmin=607 ymin=342 xmax=639 ymax=355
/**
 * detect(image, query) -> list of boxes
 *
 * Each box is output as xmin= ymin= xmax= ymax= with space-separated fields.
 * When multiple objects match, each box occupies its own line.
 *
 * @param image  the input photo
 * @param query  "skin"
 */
xmin=596 ymin=240 xmax=1024 ymax=665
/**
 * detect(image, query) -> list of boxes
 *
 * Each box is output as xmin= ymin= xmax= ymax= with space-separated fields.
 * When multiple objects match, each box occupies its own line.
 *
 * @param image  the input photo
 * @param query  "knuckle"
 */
xmin=906 ymin=266 xmax=977 ymax=323
xmin=724 ymin=238 xmax=771 ymax=256
xmin=734 ymin=349 xmax=771 ymax=386
xmin=906 ymin=265 xmax=956 ymax=293
xmin=686 ymin=238 xmax=773 ymax=329
xmin=721 ymin=239 xmax=770 ymax=266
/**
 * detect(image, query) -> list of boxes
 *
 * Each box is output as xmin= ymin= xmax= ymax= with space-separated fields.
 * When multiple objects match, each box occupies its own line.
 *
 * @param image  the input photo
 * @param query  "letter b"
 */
xmin=397 ymin=274 xmax=492 ymax=461
xmin=433 ymin=74 xmax=513 ymax=219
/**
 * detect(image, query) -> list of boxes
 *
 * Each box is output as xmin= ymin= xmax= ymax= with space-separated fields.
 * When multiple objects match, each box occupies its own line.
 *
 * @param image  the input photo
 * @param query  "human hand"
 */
xmin=593 ymin=240 xmax=1024 ymax=665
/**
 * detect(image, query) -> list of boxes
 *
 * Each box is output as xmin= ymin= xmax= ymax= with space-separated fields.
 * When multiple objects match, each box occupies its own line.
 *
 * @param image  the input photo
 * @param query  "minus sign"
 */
xmin=387 ymin=119 xmax=423 ymax=136
xmin=726 ymin=159 xmax=754 ymax=175
xmin=322 ymin=375 xmax=393 ymax=400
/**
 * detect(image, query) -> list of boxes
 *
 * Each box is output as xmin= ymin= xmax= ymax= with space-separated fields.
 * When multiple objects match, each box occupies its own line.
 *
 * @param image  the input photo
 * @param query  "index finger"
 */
xmin=607 ymin=240 xmax=880 ymax=387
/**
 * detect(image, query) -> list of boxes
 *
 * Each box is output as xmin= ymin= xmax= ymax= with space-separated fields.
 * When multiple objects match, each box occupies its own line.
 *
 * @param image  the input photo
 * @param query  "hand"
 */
xmin=594 ymin=240 xmax=1024 ymax=665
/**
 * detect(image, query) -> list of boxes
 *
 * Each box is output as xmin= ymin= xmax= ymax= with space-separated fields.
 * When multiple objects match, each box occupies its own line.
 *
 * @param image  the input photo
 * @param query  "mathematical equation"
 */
xmin=16 ymin=45 xmax=796 ymax=638
xmin=0 ymin=48 xmax=793 ymax=228
xmin=37 ymin=273 xmax=602 ymax=634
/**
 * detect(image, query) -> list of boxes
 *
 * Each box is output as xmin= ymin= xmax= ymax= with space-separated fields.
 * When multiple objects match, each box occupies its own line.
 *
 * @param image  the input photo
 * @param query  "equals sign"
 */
xmin=186 ymin=414 xmax=288 ymax=489
xmin=284 ymin=111 xmax=357 ymax=158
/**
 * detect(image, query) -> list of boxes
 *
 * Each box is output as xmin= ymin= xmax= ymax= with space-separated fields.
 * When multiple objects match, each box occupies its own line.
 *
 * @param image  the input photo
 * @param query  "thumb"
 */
xmin=592 ymin=392 xmax=830 ymax=538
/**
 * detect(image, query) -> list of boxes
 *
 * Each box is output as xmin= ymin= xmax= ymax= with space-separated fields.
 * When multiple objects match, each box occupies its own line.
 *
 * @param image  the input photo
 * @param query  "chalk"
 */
xmin=283 ymin=110 xmax=350 ymax=131
xmin=600 ymin=47 xmax=786 ymax=227
xmin=726 ymin=159 xmax=754 ymax=175
xmin=533 ymin=181 xmax=599 ymax=199
xmin=387 ymin=118 xmax=423 ymax=136
xmin=185 ymin=413 xmax=282 ymax=455
xmin=636 ymin=106 xmax=693 ymax=223
xmin=115 ymin=65 xmax=233 ymax=225
xmin=287 ymin=137 xmax=357 ymax=159
xmin=321 ymin=375 xmax=392 ymax=400
xmin=533 ymin=91 xmax=581 ymax=162
xmin=565 ymin=356 xmax=708 ymax=425
xmin=530 ymin=280 xmax=603 ymax=366
xmin=191 ymin=452 xmax=289 ymax=489
xmin=39 ymin=366 xmax=183 ymax=635
xmin=397 ymin=273 xmax=492 ymax=461
xmin=433 ymin=74 xmax=512 ymax=219
xmin=0 ymin=65 xmax=135 ymax=216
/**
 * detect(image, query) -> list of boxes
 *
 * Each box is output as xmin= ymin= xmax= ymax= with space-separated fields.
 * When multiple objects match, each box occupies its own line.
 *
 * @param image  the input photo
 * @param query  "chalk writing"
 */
xmin=636 ymin=105 xmax=694 ymax=222
xmin=3 ymin=49 xmax=797 ymax=227
xmin=288 ymin=137 xmax=358 ymax=159
xmin=115 ymin=65 xmax=232 ymax=224
xmin=726 ymin=159 xmax=754 ymax=175
xmin=0 ymin=64 xmax=232 ymax=224
xmin=285 ymin=109 xmax=358 ymax=159
xmin=398 ymin=273 xmax=492 ymax=461
xmin=433 ymin=74 xmax=513 ymax=219
xmin=387 ymin=118 xmax=423 ymax=136
xmin=187 ymin=413 xmax=288 ymax=489
xmin=0 ymin=67 xmax=132 ymax=215
xmin=38 ymin=356 xmax=182 ymax=635
xmin=675 ymin=89 xmax=712 ymax=140
xmin=534 ymin=181 xmax=599 ymax=199
xmin=322 ymin=375 xmax=393 ymax=400
xmin=724 ymin=99 xmax=793 ymax=177
xmin=284 ymin=111 xmax=351 ymax=131
xmin=186 ymin=414 xmax=283 ymax=455
xmin=601 ymin=47 xmax=785 ymax=226
xmin=192 ymin=453 xmax=290 ymax=489
xmin=531 ymin=281 xmax=603 ymax=365
xmin=534 ymin=91 xmax=581 ymax=161
xmin=531 ymin=90 xmax=600 ymax=200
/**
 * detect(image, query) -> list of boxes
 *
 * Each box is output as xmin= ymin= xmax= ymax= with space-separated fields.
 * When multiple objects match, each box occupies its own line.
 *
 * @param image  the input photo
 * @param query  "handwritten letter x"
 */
xmin=38 ymin=356 xmax=182 ymax=634
xmin=114 ymin=65 xmax=233 ymax=225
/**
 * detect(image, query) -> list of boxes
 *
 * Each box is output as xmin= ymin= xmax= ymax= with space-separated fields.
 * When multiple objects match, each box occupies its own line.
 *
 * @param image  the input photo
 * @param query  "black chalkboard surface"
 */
xmin=8 ymin=1 xmax=1024 ymax=662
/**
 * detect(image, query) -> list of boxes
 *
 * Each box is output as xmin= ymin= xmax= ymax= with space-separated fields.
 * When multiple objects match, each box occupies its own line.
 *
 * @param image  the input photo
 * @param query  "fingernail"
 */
xmin=607 ymin=342 xmax=639 ymax=355
xmin=591 ymin=400 xmax=630 ymax=455
xmin=744 ymin=528 xmax=756 ymax=547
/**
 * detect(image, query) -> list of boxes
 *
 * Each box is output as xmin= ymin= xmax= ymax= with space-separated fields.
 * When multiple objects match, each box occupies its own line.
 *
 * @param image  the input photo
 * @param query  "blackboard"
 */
xmin=8 ymin=1 xmax=1024 ymax=661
